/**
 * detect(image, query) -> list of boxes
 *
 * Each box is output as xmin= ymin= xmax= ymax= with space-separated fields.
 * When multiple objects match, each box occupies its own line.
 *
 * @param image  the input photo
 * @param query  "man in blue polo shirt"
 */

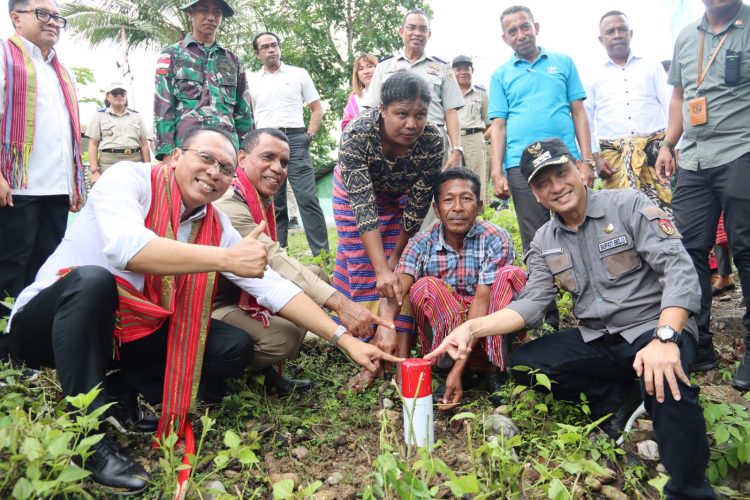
xmin=489 ymin=5 xmax=595 ymax=259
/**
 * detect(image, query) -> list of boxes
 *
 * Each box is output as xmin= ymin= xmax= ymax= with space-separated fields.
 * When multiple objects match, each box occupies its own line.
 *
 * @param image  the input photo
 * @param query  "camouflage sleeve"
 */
xmin=233 ymin=60 xmax=254 ymax=138
xmin=154 ymin=50 xmax=176 ymax=159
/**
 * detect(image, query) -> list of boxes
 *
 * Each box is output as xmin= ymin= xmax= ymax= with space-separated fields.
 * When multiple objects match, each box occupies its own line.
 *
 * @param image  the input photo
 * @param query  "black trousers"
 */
xmin=9 ymin=266 xmax=254 ymax=410
xmin=510 ymin=328 xmax=713 ymax=499
xmin=0 ymin=194 xmax=68 ymax=318
xmin=672 ymin=152 xmax=750 ymax=350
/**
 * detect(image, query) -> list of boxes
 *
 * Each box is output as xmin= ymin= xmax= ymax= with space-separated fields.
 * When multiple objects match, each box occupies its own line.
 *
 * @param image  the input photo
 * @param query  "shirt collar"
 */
xmin=699 ymin=3 xmax=748 ymax=34
xmin=16 ymin=34 xmax=56 ymax=63
xmin=105 ymin=107 xmax=131 ymax=116
xmin=603 ymin=50 xmax=639 ymax=68
xmin=261 ymin=62 xmax=287 ymax=75
xmin=435 ymin=219 xmax=480 ymax=251
xmin=397 ymin=50 xmax=430 ymax=65
xmin=183 ymin=33 xmax=224 ymax=51
xmin=179 ymin=202 xmax=208 ymax=223
xmin=512 ymin=45 xmax=547 ymax=65
xmin=550 ymin=188 xmax=602 ymax=232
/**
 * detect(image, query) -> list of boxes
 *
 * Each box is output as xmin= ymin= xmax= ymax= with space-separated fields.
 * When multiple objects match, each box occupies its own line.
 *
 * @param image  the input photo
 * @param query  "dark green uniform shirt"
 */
xmin=153 ymin=34 xmax=253 ymax=159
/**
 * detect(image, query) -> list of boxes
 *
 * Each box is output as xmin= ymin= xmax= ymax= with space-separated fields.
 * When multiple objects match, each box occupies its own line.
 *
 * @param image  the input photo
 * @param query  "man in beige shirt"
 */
xmin=213 ymin=128 xmax=392 ymax=394
xmin=87 ymin=83 xmax=151 ymax=180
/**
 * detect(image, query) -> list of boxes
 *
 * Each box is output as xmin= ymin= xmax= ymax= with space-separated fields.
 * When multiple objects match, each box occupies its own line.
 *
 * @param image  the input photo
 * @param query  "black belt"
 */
xmin=277 ymin=127 xmax=306 ymax=134
xmin=461 ymin=128 xmax=485 ymax=136
xmin=101 ymin=147 xmax=140 ymax=154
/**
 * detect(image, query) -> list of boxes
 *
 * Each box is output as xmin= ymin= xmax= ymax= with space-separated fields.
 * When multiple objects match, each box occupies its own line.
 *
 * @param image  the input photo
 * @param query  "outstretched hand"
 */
xmin=337 ymin=299 xmax=394 ymax=338
xmin=424 ymin=322 xmax=473 ymax=362
xmin=342 ymin=336 xmax=404 ymax=374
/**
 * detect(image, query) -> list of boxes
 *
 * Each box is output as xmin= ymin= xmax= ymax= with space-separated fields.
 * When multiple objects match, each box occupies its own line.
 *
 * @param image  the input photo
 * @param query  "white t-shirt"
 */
xmin=247 ymin=63 xmax=320 ymax=128
xmin=9 ymin=162 xmax=302 ymax=329
xmin=0 ymin=35 xmax=75 ymax=196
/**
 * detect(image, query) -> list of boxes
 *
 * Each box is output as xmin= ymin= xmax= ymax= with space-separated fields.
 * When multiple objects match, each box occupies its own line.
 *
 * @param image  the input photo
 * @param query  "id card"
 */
xmin=688 ymin=96 xmax=708 ymax=126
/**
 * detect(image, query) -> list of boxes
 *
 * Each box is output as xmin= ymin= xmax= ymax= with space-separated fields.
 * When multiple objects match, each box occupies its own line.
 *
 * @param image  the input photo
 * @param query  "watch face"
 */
xmin=656 ymin=326 xmax=675 ymax=341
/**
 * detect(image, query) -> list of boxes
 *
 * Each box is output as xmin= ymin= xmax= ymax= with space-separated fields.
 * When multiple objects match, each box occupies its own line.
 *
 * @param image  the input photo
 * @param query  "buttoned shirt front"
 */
xmin=87 ymin=108 xmax=149 ymax=150
xmin=363 ymin=51 xmax=464 ymax=126
xmin=668 ymin=3 xmax=750 ymax=170
xmin=0 ymin=35 xmax=74 ymax=196
xmin=489 ymin=47 xmax=586 ymax=169
xmin=247 ymin=63 xmax=320 ymax=128
xmin=584 ymin=52 xmax=671 ymax=152
xmin=507 ymin=188 xmax=700 ymax=343
xmin=396 ymin=219 xmax=514 ymax=297
xmin=9 ymin=162 xmax=302 ymax=330
xmin=458 ymin=85 xmax=489 ymax=131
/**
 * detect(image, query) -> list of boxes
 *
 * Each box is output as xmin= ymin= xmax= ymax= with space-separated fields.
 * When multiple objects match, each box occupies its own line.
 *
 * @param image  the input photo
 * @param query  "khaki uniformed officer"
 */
xmin=452 ymin=55 xmax=490 ymax=203
xmin=428 ymin=138 xmax=714 ymax=499
xmin=363 ymin=8 xmax=464 ymax=168
xmin=87 ymin=83 xmax=151 ymax=182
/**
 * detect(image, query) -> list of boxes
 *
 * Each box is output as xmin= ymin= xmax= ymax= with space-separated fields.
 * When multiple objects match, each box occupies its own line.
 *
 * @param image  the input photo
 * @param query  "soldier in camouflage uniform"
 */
xmin=153 ymin=0 xmax=252 ymax=161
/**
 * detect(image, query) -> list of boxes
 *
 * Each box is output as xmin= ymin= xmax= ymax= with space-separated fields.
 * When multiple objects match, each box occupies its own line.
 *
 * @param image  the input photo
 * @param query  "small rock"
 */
xmin=269 ymin=473 xmax=300 ymax=489
xmin=484 ymin=414 xmax=520 ymax=440
xmin=203 ymin=480 xmax=227 ymax=500
xmin=627 ymin=430 xmax=655 ymax=442
xmin=600 ymin=485 xmax=628 ymax=500
xmin=224 ymin=469 xmax=239 ymax=479
xmin=656 ymin=463 xmax=666 ymax=473
xmin=334 ymin=433 xmax=348 ymax=447
xmin=585 ymin=476 xmax=602 ymax=491
xmin=493 ymin=405 xmax=509 ymax=415
xmin=291 ymin=446 xmax=310 ymax=461
xmin=314 ymin=490 xmax=338 ymax=500
xmin=636 ymin=440 xmax=660 ymax=461
xmin=376 ymin=409 xmax=400 ymax=423
xmin=381 ymin=397 xmax=394 ymax=410
xmin=595 ymin=467 xmax=616 ymax=485
xmin=739 ymin=480 xmax=750 ymax=495
xmin=634 ymin=419 xmax=653 ymax=432
xmin=325 ymin=472 xmax=344 ymax=486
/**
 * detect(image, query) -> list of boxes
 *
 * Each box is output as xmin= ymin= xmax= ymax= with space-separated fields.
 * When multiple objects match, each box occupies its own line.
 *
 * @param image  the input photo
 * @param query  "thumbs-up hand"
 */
xmin=225 ymin=221 xmax=269 ymax=278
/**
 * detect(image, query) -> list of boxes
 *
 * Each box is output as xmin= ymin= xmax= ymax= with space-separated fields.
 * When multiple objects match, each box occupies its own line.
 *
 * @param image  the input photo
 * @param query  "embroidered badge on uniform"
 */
xmin=658 ymin=219 xmax=675 ymax=236
xmin=156 ymin=54 xmax=171 ymax=75
xmin=598 ymin=235 xmax=627 ymax=252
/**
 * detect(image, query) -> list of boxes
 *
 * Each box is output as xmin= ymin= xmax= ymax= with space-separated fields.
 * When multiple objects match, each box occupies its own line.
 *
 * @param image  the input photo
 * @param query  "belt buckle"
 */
xmin=123 ymin=149 xmax=133 ymax=155
xmin=460 ymin=130 xmax=467 ymax=136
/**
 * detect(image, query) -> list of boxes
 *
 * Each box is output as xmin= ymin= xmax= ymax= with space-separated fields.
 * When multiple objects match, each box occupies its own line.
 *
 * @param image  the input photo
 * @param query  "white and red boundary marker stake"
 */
xmin=401 ymin=358 xmax=434 ymax=448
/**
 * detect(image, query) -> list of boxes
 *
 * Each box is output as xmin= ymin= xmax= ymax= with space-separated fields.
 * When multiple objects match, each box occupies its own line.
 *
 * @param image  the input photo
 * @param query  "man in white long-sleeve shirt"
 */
xmin=6 ymin=128 xmax=399 ymax=494
xmin=584 ymin=10 xmax=674 ymax=215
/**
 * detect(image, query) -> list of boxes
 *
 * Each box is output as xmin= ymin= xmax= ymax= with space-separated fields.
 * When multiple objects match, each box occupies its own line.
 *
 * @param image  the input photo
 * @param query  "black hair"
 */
xmin=9 ymin=0 xmax=32 ymax=13
xmin=381 ymin=70 xmax=431 ymax=108
xmin=240 ymin=128 xmax=289 ymax=153
xmin=402 ymin=8 xmax=429 ymax=26
xmin=433 ymin=167 xmax=481 ymax=203
xmin=599 ymin=10 xmax=628 ymax=24
xmin=500 ymin=5 xmax=534 ymax=27
xmin=182 ymin=127 xmax=237 ymax=156
xmin=252 ymin=31 xmax=280 ymax=51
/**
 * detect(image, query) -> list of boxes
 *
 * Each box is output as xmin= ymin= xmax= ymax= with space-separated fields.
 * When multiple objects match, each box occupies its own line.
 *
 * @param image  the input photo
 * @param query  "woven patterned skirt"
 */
xmin=332 ymin=168 xmax=414 ymax=336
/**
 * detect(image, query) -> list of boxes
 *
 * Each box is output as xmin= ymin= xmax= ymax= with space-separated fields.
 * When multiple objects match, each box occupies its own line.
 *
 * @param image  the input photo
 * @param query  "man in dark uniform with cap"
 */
xmin=428 ymin=138 xmax=714 ymax=499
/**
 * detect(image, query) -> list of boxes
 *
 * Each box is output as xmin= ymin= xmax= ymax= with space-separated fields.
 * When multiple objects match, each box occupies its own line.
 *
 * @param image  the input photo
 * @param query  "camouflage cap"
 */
xmin=181 ymin=0 xmax=235 ymax=18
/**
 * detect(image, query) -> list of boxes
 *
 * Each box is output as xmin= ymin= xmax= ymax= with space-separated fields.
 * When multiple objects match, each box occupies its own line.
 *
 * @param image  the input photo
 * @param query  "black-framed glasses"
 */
xmin=403 ymin=24 xmax=429 ymax=33
xmin=180 ymin=148 xmax=236 ymax=177
xmin=14 ymin=8 xmax=67 ymax=28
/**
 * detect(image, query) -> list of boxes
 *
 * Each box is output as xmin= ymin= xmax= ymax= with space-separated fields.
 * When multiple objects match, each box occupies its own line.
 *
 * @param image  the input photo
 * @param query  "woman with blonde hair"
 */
xmin=341 ymin=53 xmax=377 ymax=130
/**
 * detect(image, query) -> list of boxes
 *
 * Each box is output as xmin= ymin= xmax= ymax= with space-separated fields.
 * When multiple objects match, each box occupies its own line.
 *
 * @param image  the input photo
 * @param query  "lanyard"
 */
xmin=697 ymin=30 xmax=730 ymax=87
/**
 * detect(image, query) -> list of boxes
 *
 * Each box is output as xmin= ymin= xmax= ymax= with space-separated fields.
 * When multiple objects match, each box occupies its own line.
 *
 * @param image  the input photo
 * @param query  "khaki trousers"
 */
xmin=98 ymin=151 xmax=143 ymax=172
xmin=461 ymin=132 xmax=488 ymax=204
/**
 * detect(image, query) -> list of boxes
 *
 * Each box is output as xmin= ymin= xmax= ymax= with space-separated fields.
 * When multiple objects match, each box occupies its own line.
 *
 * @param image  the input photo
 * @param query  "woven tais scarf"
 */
xmin=0 ymin=35 xmax=85 ymax=200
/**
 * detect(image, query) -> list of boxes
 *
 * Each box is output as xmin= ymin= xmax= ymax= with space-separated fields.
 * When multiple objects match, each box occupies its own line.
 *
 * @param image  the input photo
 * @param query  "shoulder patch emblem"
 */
xmin=658 ymin=218 xmax=675 ymax=236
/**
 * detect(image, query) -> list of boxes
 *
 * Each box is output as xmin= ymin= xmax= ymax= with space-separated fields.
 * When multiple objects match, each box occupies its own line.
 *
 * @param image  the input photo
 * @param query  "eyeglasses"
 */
xmin=180 ymin=148 xmax=236 ymax=177
xmin=403 ymin=24 xmax=429 ymax=33
xmin=109 ymin=90 xmax=126 ymax=97
xmin=14 ymin=8 xmax=67 ymax=28
xmin=258 ymin=42 xmax=279 ymax=51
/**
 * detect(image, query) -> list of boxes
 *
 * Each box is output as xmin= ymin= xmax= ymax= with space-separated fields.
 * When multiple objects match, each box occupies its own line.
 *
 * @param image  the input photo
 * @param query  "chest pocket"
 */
xmin=543 ymin=250 xmax=578 ymax=293
xmin=426 ymin=73 xmax=442 ymax=101
xmin=216 ymin=57 xmax=238 ymax=88
xmin=598 ymin=233 xmax=641 ymax=279
xmin=174 ymin=58 xmax=205 ymax=102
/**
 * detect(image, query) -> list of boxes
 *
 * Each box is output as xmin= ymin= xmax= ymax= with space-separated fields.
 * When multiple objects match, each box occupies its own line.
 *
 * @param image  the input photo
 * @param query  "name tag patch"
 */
xmin=598 ymin=236 xmax=627 ymax=252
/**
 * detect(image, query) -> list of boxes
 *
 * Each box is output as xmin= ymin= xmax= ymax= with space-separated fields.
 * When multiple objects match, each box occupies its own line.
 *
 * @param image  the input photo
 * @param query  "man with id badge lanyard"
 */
xmin=655 ymin=0 xmax=750 ymax=391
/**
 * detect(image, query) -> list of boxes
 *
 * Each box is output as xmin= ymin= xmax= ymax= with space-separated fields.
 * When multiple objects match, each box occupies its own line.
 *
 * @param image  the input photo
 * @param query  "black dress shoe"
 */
xmin=732 ymin=354 xmax=750 ymax=392
xmin=599 ymin=382 xmax=643 ymax=441
xmin=691 ymin=346 xmax=720 ymax=372
xmin=262 ymin=367 xmax=312 ymax=396
xmin=76 ymin=435 xmax=150 ymax=494
xmin=485 ymin=371 xmax=508 ymax=407
xmin=105 ymin=393 xmax=159 ymax=435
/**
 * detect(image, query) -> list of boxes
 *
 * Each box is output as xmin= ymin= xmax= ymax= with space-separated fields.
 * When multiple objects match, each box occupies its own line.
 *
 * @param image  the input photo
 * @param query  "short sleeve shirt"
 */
xmin=489 ymin=47 xmax=586 ymax=169
xmin=87 ymin=108 xmax=149 ymax=150
xmin=337 ymin=107 xmax=444 ymax=234
xmin=459 ymin=85 xmax=489 ymax=130
xmin=247 ymin=63 xmax=320 ymax=128
xmin=396 ymin=219 xmax=514 ymax=297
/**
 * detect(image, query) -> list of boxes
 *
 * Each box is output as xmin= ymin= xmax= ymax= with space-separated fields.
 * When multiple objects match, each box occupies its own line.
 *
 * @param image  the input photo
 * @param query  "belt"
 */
xmin=277 ymin=127 xmax=306 ymax=134
xmin=461 ymin=128 xmax=485 ymax=136
xmin=101 ymin=147 xmax=140 ymax=154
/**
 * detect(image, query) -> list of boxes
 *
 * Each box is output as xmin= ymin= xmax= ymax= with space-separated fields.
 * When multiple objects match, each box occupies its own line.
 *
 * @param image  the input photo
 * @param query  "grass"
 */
xmin=1 ymin=209 xmax=749 ymax=498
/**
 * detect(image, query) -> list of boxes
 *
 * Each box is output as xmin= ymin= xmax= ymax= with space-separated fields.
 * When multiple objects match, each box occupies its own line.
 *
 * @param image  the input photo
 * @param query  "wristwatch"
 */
xmin=329 ymin=324 xmax=347 ymax=346
xmin=451 ymin=146 xmax=464 ymax=154
xmin=653 ymin=325 xmax=680 ymax=344
xmin=578 ymin=158 xmax=596 ymax=168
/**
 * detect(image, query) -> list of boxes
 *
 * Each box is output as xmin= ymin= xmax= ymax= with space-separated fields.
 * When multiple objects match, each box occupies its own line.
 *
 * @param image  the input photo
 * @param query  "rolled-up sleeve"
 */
xmin=506 ymin=243 xmax=558 ymax=328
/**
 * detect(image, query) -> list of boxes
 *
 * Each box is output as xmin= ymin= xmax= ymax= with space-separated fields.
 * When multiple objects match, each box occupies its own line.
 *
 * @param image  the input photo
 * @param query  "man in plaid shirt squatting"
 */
xmin=380 ymin=167 xmax=525 ymax=409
